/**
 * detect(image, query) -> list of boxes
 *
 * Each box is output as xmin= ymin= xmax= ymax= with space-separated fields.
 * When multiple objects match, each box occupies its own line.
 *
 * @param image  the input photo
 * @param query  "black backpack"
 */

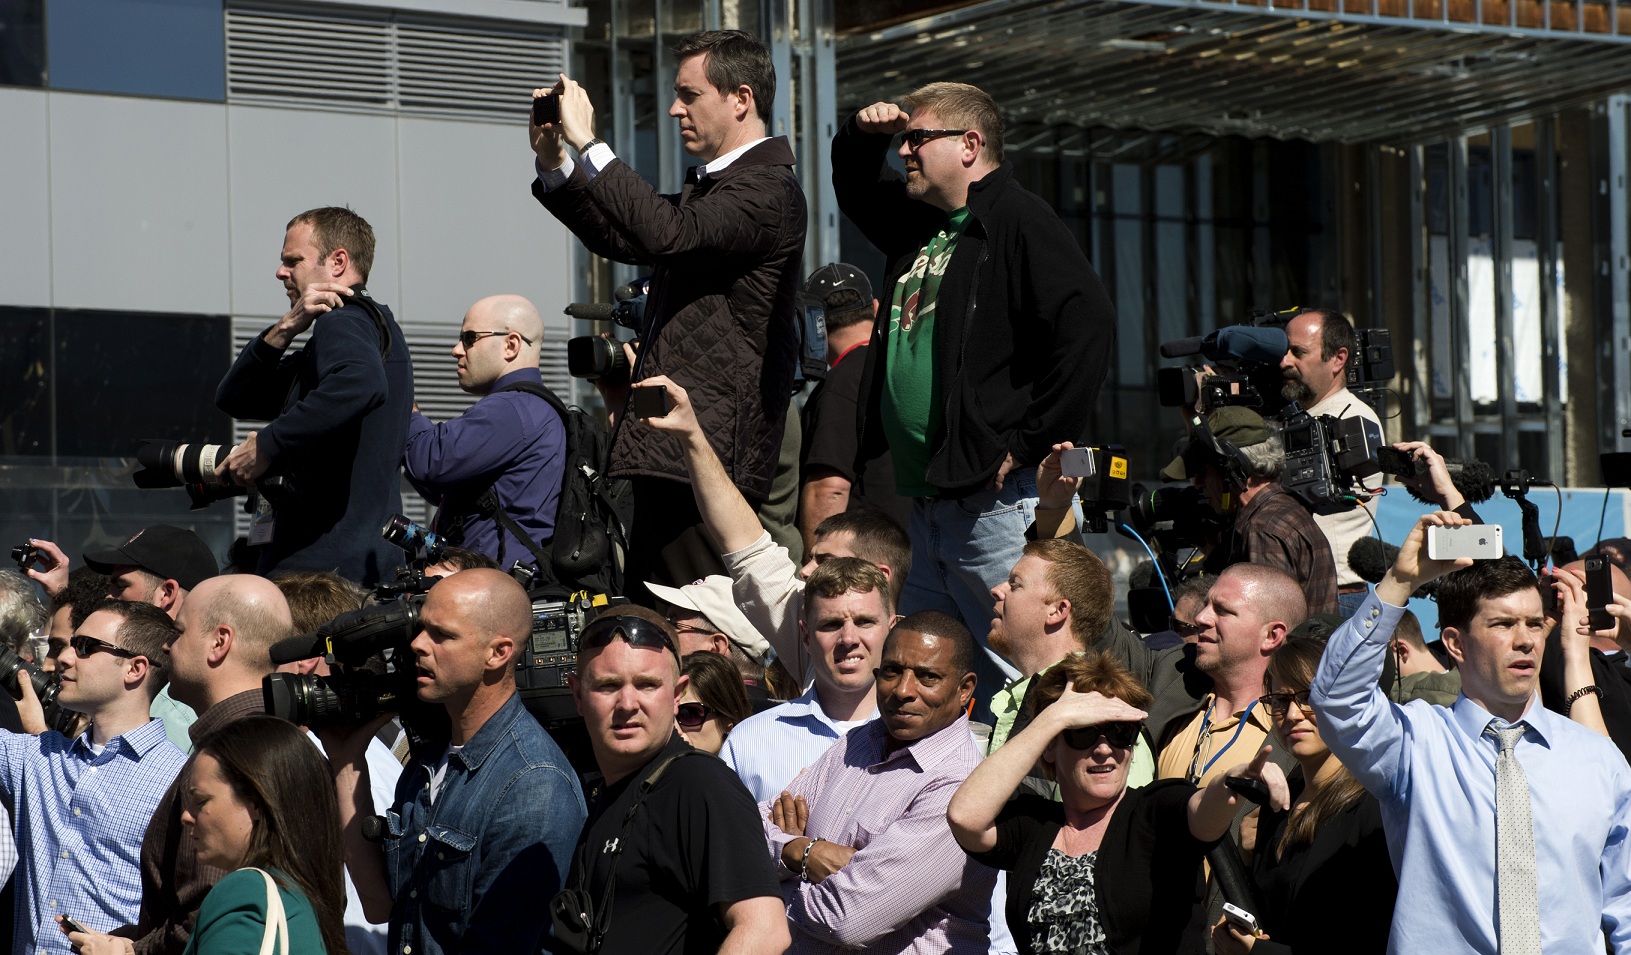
xmin=472 ymin=381 xmax=631 ymax=596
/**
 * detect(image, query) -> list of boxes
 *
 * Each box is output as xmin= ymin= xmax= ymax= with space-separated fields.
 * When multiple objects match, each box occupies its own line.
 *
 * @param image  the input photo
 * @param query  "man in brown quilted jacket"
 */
xmin=528 ymin=29 xmax=808 ymax=603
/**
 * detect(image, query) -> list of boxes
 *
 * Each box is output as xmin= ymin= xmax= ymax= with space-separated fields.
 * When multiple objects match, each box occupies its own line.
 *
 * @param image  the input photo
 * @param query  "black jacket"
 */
xmin=534 ymin=138 xmax=807 ymax=502
xmin=216 ymin=297 xmax=412 ymax=585
xmin=833 ymin=114 xmax=1116 ymax=498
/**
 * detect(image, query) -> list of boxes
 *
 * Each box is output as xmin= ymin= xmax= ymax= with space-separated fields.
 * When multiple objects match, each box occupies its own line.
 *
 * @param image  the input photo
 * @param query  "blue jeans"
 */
xmin=1338 ymin=588 xmax=1368 ymax=620
xmin=900 ymin=471 xmax=1036 ymax=715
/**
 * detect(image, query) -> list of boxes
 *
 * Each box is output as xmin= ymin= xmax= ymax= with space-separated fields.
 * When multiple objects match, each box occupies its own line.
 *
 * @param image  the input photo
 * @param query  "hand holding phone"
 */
xmin=531 ymin=93 xmax=560 ymax=126
xmin=1426 ymin=524 xmax=1503 ymax=561
xmin=630 ymin=384 xmax=670 ymax=419
xmin=57 ymin=915 xmax=91 ymax=936
xmin=1222 ymin=903 xmax=1261 ymax=937
xmin=1585 ymin=556 xmax=1616 ymax=632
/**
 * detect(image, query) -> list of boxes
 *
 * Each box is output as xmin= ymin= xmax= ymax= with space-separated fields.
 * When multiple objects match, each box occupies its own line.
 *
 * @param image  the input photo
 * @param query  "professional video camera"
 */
xmin=130 ymin=438 xmax=297 ymax=512
xmin=1156 ymin=325 xmax=1290 ymax=413
xmin=565 ymin=280 xmax=649 ymax=380
xmin=1061 ymin=446 xmax=1132 ymax=534
xmin=263 ymin=513 xmax=443 ymax=736
xmin=1124 ymin=482 xmax=1227 ymax=552
xmin=1279 ymin=403 xmax=1384 ymax=509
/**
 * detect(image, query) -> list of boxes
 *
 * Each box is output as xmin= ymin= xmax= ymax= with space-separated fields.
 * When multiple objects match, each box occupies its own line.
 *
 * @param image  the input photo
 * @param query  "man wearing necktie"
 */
xmin=1311 ymin=510 xmax=1631 ymax=953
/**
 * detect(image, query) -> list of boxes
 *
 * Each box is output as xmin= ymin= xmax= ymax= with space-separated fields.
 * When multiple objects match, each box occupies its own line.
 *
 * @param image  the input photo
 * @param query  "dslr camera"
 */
xmin=1156 ymin=323 xmax=1290 ymax=414
xmin=565 ymin=280 xmax=650 ymax=381
xmin=130 ymin=439 xmax=297 ymax=512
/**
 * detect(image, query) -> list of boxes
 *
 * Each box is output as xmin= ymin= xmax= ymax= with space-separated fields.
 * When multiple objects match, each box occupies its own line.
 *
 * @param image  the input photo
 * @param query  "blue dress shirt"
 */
xmin=0 ymin=719 xmax=187 ymax=955
xmin=1311 ymin=589 xmax=1631 ymax=954
xmin=721 ymin=687 xmax=877 ymax=803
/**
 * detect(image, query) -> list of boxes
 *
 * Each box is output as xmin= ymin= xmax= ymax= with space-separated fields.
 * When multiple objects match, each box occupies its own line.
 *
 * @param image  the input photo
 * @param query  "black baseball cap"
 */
xmin=803 ymin=262 xmax=873 ymax=314
xmin=84 ymin=525 xmax=220 ymax=591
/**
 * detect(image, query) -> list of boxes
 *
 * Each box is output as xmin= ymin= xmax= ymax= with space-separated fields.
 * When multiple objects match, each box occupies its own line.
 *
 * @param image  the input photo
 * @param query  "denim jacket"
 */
xmin=385 ymin=692 xmax=587 ymax=955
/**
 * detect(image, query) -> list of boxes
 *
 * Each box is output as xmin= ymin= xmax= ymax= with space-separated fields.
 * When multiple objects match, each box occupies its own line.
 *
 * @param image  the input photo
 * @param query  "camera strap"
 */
xmin=565 ymin=748 xmax=705 ymax=952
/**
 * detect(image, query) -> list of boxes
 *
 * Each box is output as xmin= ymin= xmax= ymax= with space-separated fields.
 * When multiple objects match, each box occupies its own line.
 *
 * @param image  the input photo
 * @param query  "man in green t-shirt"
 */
xmin=832 ymin=82 xmax=1117 ymax=708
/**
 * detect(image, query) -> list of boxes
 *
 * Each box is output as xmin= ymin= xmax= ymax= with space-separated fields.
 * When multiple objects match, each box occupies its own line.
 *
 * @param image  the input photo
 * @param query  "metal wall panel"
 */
xmin=47 ymin=92 xmax=232 ymax=315
xmin=0 ymin=89 xmax=52 ymax=308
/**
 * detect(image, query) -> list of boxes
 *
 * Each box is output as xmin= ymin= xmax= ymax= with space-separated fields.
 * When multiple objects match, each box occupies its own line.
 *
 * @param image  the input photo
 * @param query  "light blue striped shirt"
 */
xmin=0 ymin=719 xmax=187 ymax=955
xmin=721 ymin=687 xmax=877 ymax=803
xmin=1312 ymin=589 xmax=1631 ymax=954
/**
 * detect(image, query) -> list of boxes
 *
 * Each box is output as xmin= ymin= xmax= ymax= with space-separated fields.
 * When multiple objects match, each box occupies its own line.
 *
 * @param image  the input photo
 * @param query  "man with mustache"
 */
xmin=832 ymin=83 xmax=1116 ymax=712
xmin=1278 ymin=308 xmax=1384 ymax=616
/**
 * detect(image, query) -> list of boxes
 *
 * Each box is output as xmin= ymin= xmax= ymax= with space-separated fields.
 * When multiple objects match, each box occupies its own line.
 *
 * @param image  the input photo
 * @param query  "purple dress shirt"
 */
xmin=762 ymin=715 xmax=998 ymax=955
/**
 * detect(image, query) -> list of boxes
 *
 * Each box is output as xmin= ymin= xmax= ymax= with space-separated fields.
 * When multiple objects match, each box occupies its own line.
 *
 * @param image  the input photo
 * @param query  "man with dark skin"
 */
xmin=765 ymin=612 xmax=1001 ymax=953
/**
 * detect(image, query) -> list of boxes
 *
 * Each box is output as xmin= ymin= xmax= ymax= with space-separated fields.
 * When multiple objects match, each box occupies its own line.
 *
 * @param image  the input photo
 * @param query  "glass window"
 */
xmin=46 ymin=0 xmax=223 ymax=101
xmin=0 ymin=0 xmax=45 ymax=87
xmin=0 ymin=309 xmax=49 ymax=454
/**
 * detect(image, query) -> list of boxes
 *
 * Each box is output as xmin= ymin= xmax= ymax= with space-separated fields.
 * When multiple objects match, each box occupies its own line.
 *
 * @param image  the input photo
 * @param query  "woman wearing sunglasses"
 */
xmin=1210 ymin=637 xmax=1394 ymax=955
xmin=949 ymin=651 xmax=1289 ymax=955
xmin=677 ymin=651 xmax=751 ymax=755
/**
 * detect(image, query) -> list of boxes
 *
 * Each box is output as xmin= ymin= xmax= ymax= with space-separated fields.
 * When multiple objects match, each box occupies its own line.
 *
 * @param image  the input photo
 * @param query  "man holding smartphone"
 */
xmin=1311 ymin=513 xmax=1631 ymax=953
xmin=527 ymin=29 xmax=806 ymax=603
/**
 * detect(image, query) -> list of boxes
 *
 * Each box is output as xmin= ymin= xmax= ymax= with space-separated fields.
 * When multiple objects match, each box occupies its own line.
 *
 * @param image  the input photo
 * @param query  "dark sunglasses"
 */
xmin=457 ymin=329 xmax=534 ymax=349
xmin=1061 ymin=721 xmax=1142 ymax=750
xmin=902 ymin=128 xmax=968 ymax=150
xmin=676 ymin=702 xmax=714 ymax=729
xmin=70 ymin=634 xmax=140 ymax=659
xmin=1259 ymin=690 xmax=1314 ymax=718
xmin=1169 ymin=617 xmax=1205 ymax=638
xmin=579 ymin=615 xmax=679 ymax=660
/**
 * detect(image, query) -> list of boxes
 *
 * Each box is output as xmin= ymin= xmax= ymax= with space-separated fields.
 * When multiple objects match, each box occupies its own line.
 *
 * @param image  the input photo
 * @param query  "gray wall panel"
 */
xmin=0 ymin=89 xmax=52 ymax=308
xmin=395 ymin=117 xmax=575 ymax=341
xmin=48 ymin=93 xmax=231 ymax=314
xmin=226 ymin=105 xmax=401 ymax=319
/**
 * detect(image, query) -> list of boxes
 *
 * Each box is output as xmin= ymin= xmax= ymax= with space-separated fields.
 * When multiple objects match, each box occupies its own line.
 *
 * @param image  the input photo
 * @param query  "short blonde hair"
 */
xmin=902 ymin=82 xmax=1005 ymax=164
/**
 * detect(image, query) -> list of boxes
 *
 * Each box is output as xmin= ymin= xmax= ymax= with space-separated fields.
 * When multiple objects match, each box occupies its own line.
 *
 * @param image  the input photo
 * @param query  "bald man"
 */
xmin=404 ymin=295 xmax=568 ymax=565
xmin=325 ymin=569 xmax=586 ymax=955
xmin=99 ymin=574 xmax=296 ymax=955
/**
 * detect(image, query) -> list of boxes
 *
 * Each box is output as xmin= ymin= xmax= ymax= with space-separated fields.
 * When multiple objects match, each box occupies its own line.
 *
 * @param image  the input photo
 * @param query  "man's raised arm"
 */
xmin=1310 ymin=511 xmax=1474 ymax=797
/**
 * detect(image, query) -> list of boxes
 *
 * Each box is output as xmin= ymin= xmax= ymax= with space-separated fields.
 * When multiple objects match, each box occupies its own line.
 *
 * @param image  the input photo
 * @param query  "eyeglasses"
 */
xmin=1060 ymin=721 xmax=1142 ymax=750
xmin=578 ymin=615 xmax=680 ymax=661
xmin=1259 ymin=690 xmax=1314 ymax=718
xmin=70 ymin=634 xmax=140 ymax=660
xmin=1169 ymin=617 xmax=1205 ymax=638
xmin=676 ymin=702 xmax=715 ymax=730
xmin=457 ymin=329 xmax=534 ymax=349
xmin=902 ymin=128 xmax=969 ymax=150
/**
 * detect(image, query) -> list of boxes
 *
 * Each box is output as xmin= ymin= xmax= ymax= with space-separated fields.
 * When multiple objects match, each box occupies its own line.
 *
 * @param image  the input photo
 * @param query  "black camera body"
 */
xmin=1280 ymin=407 xmax=1383 ymax=509
xmin=1125 ymin=482 xmax=1227 ymax=550
xmin=566 ymin=281 xmax=650 ymax=381
xmin=262 ymin=598 xmax=430 ymax=731
xmin=10 ymin=543 xmax=38 ymax=571
xmin=0 ymin=644 xmax=69 ymax=729
xmin=517 ymin=591 xmax=627 ymax=725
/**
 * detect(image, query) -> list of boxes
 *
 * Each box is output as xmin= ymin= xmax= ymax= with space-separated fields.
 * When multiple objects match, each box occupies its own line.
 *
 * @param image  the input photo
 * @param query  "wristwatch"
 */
xmin=576 ymin=138 xmax=605 ymax=153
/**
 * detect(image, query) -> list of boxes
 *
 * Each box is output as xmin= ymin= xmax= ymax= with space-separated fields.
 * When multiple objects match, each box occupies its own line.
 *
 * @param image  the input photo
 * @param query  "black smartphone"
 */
xmin=1540 ymin=573 xmax=1561 ymax=617
xmin=1586 ymin=556 xmax=1616 ymax=631
xmin=59 ymin=915 xmax=90 ymax=935
xmin=1224 ymin=775 xmax=1272 ymax=808
xmin=531 ymin=94 xmax=560 ymax=126
xmin=630 ymin=384 xmax=670 ymax=419
xmin=1376 ymin=446 xmax=1426 ymax=478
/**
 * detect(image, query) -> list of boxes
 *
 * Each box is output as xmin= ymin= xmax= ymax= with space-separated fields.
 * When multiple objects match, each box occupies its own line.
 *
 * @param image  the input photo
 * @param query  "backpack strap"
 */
xmin=472 ymin=380 xmax=568 ymax=573
xmin=573 ymin=748 xmax=708 ymax=948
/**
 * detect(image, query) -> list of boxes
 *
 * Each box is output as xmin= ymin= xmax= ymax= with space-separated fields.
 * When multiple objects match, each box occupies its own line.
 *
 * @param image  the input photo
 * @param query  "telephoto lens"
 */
xmin=0 ymin=645 xmax=61 ymax=708
xmin=381 ymin=514 xmax=445 ymax=563
xmin=566 ymin=336 xmax=631 ymax=381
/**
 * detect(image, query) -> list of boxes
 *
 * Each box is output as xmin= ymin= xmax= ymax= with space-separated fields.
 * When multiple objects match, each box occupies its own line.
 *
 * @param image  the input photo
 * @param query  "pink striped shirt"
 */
xmin=762 ymin=715 xmax=998 ymax=954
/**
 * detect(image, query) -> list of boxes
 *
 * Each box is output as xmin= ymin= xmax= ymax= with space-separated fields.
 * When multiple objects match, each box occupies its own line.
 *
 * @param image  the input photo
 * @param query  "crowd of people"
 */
xmin=1 ymin=24 xmax=1629 ymax=955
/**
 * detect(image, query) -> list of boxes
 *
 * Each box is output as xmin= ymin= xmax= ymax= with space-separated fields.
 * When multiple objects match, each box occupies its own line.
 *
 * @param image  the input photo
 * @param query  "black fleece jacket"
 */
xmin=833 ymin=113 xmax=1117 ymax=498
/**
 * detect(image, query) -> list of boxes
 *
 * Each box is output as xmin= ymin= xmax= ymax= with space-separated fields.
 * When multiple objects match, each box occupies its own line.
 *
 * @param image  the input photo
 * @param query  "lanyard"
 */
xmin=1186 ymin=698 xmax=1259 ymax=783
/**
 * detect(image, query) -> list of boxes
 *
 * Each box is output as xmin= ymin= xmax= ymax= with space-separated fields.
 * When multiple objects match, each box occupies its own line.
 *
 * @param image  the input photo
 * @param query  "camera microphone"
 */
xmin=1348 ymin=537 xmax=1440 ymax=599
xmin=1159 ymin=326 xmax=1289 ymax=365
xmin=1400 ymin=458 xmax=1497 ymax=506
xmin=270 ymin=633 xmax=327 ymax=666
xmin=564 ymin=302 xmax=618 ymax=322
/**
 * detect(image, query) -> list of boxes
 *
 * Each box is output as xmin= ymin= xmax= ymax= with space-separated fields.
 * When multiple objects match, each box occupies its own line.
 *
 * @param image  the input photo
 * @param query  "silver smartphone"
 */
xmin=1426 ymin=524 xmax=1503 ymax=561
xmin=1222 ymin=902 xmax=1260 ymax=936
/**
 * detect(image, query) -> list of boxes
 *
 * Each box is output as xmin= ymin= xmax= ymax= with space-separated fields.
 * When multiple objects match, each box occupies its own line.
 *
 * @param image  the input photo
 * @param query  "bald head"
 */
xmin=431 ymin=568 xmax=533 ymax=649
xmin=1219 ymin=563 xmax=1309 ymax=632
xmin=473 ymin=294 xmax=542 ymax=353
xmin=456 ymin=295 xmax=544 ymax=394
xmin=192 ymin=574 xmax=295 ymax=670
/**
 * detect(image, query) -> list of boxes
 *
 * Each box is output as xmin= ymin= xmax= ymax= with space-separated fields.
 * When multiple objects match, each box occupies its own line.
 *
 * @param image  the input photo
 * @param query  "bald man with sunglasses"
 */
xmin=403 ymin=294 xmax=566 ymax=566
